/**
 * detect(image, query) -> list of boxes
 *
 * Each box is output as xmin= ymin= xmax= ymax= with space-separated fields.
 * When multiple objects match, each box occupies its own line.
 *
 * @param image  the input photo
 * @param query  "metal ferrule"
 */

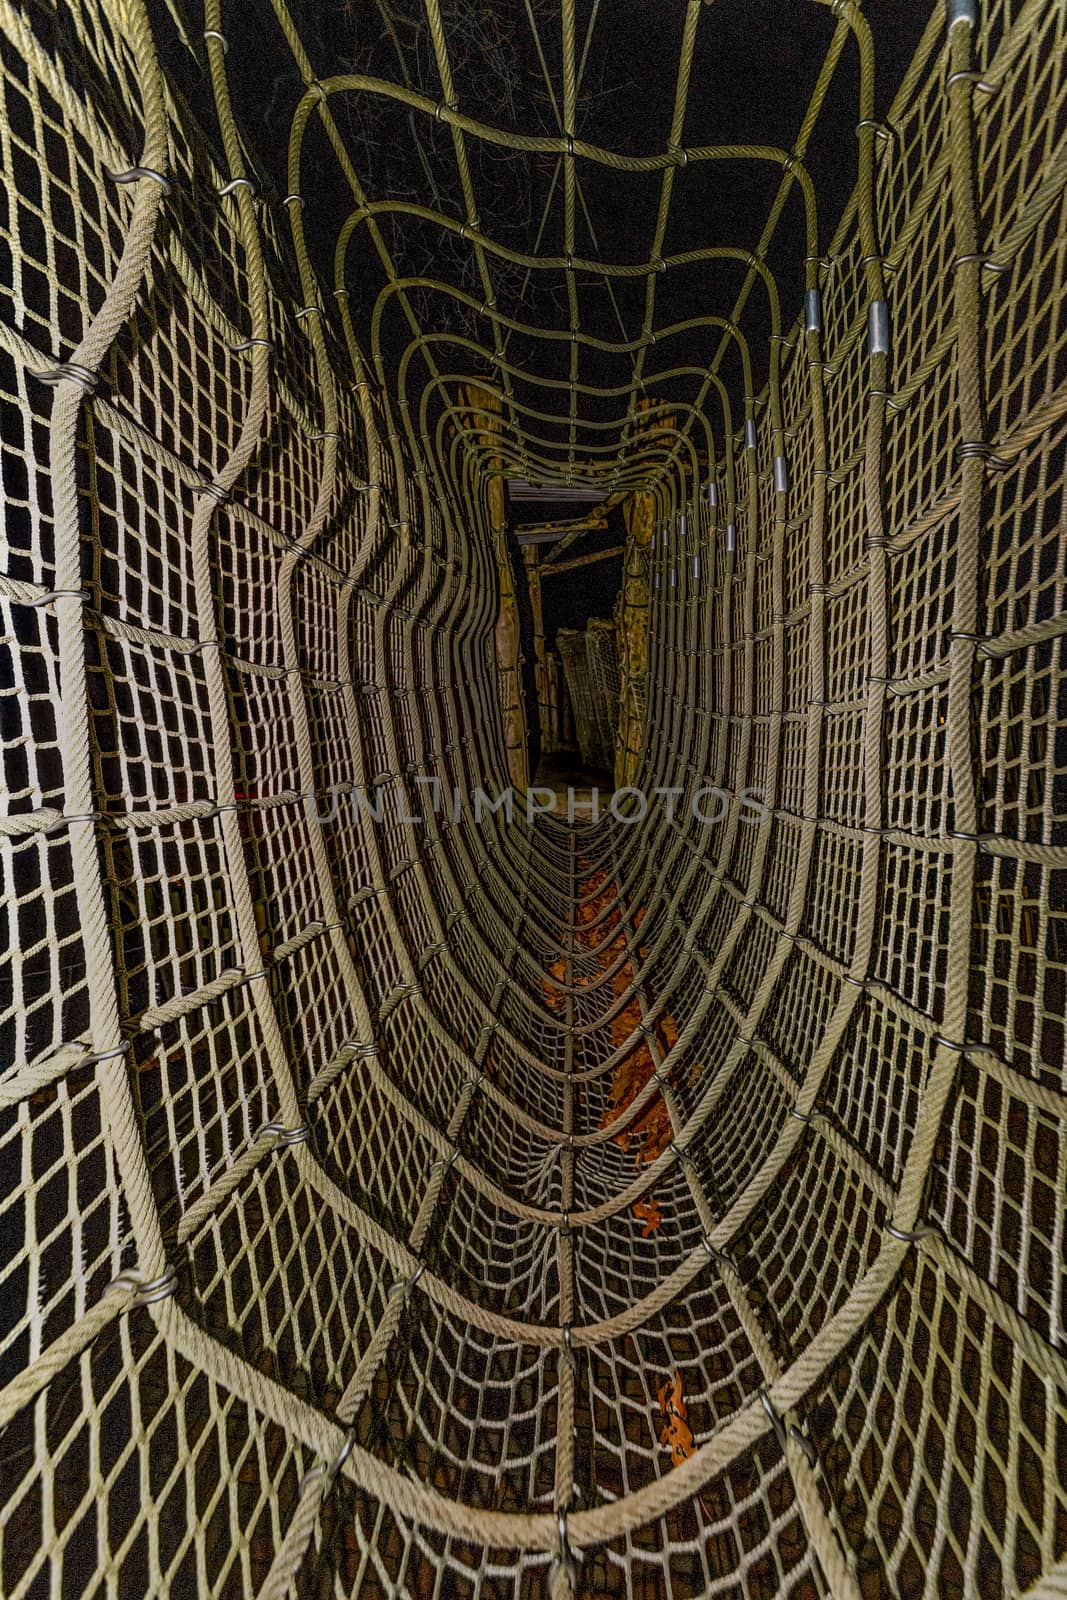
xmin=868 ymin=300 xmax=890 ymax=356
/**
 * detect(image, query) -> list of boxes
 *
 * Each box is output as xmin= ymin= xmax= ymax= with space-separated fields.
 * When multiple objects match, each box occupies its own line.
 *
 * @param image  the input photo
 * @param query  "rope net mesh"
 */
xmin=0 ymin=0 xmax=1065 ymax=1596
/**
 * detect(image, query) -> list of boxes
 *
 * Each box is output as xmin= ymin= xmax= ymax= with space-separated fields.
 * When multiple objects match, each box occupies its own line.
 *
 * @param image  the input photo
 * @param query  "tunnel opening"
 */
xmin=1 ymin=1 xmax=1066 ymax=1598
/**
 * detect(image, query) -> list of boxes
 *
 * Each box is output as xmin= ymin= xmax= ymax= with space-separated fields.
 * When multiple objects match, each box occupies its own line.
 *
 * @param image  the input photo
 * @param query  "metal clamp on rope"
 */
xmin=550 ymin=1510 xmax=578 ymax=1591
xmin=672 ymin=1141 xmax=697 ymax=1173
xmin=804 ymin=288 xmax=823 ymax=334
xmin=277 ymin=1123 xmax=311 ymax=1147
xmin=299 ymin=1426 xmax=357 ymax=1496
xmin=282 ymin=193 xmax=305 ymax=208
xmin=946 ymin=69 xmax=1001 ymax=93
xmin=195 ymin=482 xmax=229 ymax=503
xmin=701 ymin=1234 xmax=730 ymax=1270
xmin=258 ymin=1120 xmax=298 ymax=1146
xmin=80 ymin=1042 xmax=129 ymax=1065
xmin=946 ymin=0 xmax=976 ymax=28
xmin=856 ymin=118 xmax=895 ymax=143
xmin=759 ymin=1390 xmax=817 ymax=1467
xmin=235 ymin=967 xmax=269 ymax=991
xmin=218 ymin=176 xmax=256 ymax=198
xmin=229 ymin=338 xmax=274 ymax=354
xmin=773 ymin=456 xmax=789 ymax=495
xmin=560 ymin=1326 xmax=578 ymax=1376
xmin=744 ymin=418 xmax=758 ymax=451
xmin=868 ymin=300 xmax=890 ymax=357
xmin=886 ymin=1220 xmax=936 ymax=1243
xmin=30 ymin=362 xmax=98 ymax=391
xmin=108 ymin=1265 xmax=178 ymax=1307
xmin=31 ymin=587 xmax=89 ymax=608
xmin=202 ymin=27 xmax=228 ymax=50
xmin=106 ymin=165 xmax=172 ymax=195
xmin=56 ymin=812 xmax=102 ymax=836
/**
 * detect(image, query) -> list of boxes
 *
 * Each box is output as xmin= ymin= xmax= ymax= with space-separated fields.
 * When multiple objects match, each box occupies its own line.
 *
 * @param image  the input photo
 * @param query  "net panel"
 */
xmin=0 ymin=0 xmax=1065 ymax=1597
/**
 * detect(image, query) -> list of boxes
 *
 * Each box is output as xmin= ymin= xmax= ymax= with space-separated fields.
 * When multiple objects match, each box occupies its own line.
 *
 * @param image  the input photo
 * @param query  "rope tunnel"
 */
xmin=1 ymin=0 xmax=1065 ymax=1595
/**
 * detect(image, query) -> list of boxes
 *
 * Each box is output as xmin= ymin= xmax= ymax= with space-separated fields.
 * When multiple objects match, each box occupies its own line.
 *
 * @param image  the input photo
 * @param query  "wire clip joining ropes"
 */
xmin=341 ymin=1039 xmax=378 ymax=1060
xmin=105 ymin=165 xmax=172 ymax=194
xmin=80 ymin=1043 xmax=129 ymax=1065
xmin=886 ymin=1221 xmax=937 ymax=1243
xmin=298 ymin=1426 xmax=357 ymax=1497
xmin=551 ymin=1511 xmax=578 ymax=1591
xmin=855 ymin=118 xmax=895 ymax=143
xmin=672 ymin=1141 xmax=698 ymax=1174
xmin=229 ymin=338 xmax=274 ymax=354
xmin=107 ymin=1265 xmax=178 ymax=1307
xmin=31 ymin=587 xmax=89 ymax=608
xmin=260 ymin=1121 xmax=311 ymax=1147
xmin=29 ymin=362 xmax=98 ymax=391
xmin=759 ymin=1390 xmax=817 ymax=1468
xmin=701 ymin=1234 xmax=732 ymax=1271
xmin=954 ymin=253 xmax=1011 ymax=275
xmin=946 ymin=70 xmax=1001 ymax=94
xmin=389 ymin=1260 xmax=427 ymax=1297
xmin=956 ymin=440 xmax=1011 ymax=467
xmin=789 ymin=1106 xmax=823 ymax=1125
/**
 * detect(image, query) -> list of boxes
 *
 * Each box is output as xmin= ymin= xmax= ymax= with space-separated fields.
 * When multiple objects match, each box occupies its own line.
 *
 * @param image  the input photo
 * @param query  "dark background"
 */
xmin=147 ymin=0 xmax=932 ymax=637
